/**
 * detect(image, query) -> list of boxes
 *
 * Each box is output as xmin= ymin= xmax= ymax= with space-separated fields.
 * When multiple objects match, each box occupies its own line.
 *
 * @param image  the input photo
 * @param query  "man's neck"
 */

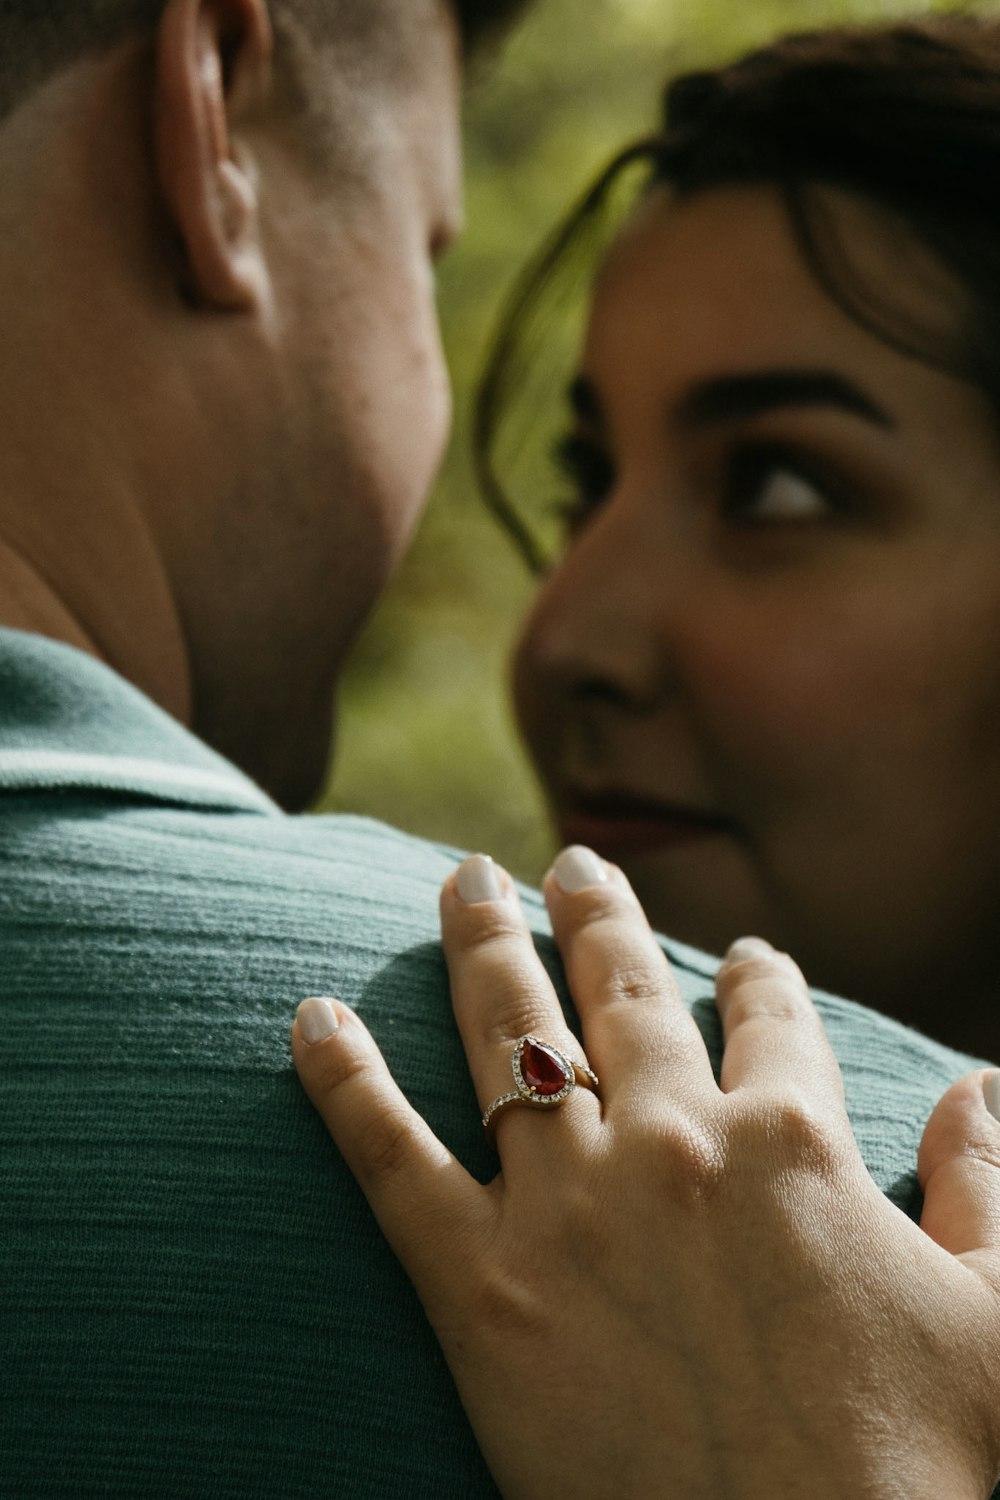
xmin=0 ymin=47 xmax=192 ymax=726
xmin=0 ymin=543 xmax=97 ymax=653
xmin=0 ymin=522 xmax=191 ymax=727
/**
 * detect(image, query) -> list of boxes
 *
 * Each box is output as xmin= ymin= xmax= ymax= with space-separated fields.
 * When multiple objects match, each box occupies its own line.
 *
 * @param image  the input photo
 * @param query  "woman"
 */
xmin=294 ymin=17 xmax=1000 ymax=1499
xmin=482 ymin=14 xmax=1000 ymax=1060
xmin=293 ymin=849 xmax=1000 ymax=1499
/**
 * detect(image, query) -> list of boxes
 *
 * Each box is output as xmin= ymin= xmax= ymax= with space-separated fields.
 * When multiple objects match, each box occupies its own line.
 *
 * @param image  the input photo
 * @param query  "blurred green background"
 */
xmin=319 ymin=0 xmax=987 ymax=880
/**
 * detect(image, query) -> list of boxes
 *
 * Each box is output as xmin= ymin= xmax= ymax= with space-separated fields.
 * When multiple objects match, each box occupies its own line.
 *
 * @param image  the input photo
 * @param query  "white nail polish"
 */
xmin=725 ymin=936 xmax=775 ymax=962
xmin=455 ymin=854 xmax=504 ymax=904
xmin=298 ymin=997 xmax=340 ymax=1044
xmin=985 ymin=1072 xmax=1000 ymax=1123
xmin=552 ymin=845 xmax=608 ymax=894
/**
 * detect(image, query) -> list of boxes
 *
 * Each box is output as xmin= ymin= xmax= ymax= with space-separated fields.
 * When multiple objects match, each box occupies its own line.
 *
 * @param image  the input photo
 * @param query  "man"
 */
xmin=0 ymin=1 xmax=986 ymax=1496
xmin=0 ymin=3 xmax=524 ymax=1494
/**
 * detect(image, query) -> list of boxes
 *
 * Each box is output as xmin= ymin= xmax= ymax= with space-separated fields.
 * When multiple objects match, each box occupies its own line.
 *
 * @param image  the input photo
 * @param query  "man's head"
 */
xmin=0 ymin=0 xmax=528 ymax=124
xmin=0 ymin=0 xmax=527 ymax=807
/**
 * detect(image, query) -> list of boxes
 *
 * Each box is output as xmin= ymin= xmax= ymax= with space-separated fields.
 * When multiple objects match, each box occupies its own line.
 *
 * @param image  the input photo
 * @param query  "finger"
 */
xmin=542 ymin=845 xmax=715 ymax=1103
xmin=714 ymin=937 xmax=846 ymax=1110
xmin=918 ymin=1070 xmax=1000 ymax=1273
xmin=440 ymin=855 xmax=601 ymax=1157
xmin=291 ymin=997 xmax=487 ymax=1291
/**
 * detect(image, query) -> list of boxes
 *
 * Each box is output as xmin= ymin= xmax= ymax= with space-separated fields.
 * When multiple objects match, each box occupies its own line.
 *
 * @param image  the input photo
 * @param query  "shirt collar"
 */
xmin=0 ymin=627 xmax=279 ymax=815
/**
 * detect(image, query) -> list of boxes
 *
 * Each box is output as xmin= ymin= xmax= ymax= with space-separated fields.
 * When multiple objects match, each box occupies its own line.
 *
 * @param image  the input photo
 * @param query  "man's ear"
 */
xmin=155 ymin=0 xmax=274 ymax=311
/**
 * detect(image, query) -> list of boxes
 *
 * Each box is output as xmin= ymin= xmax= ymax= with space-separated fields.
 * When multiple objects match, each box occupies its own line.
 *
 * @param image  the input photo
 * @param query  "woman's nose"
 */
xmin=515 ymin=509 xmax=677 ymax=721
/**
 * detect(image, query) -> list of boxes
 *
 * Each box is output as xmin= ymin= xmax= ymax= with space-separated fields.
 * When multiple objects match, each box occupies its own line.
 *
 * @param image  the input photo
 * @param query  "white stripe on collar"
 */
xmin=0 ymin=749 xmax=277 ymax=813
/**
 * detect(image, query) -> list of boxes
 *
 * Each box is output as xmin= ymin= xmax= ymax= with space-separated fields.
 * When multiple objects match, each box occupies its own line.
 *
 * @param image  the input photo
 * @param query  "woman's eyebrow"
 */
xmin=674 ymin=370 xmax=896 ymax=432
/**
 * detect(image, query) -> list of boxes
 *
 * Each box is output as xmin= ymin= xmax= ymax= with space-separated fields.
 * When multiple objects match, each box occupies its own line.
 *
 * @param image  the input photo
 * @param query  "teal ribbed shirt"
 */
xmin=0 ymin=626 xmax=991 ymax=1497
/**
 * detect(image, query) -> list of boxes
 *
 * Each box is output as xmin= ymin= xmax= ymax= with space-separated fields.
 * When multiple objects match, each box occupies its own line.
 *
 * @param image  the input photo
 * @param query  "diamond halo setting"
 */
xmin=482 ymin=1034 xmax=600 ymax=1141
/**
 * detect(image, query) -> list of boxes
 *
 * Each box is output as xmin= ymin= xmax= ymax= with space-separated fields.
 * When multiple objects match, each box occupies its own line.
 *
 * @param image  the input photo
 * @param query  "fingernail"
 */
xmin=725 ymin=936 xmax=775 ymax=962
xmin=985 ymin=1072 xmax=1000 ymax=1123
xmin=297 ymin=997 xmax=340 ymax=1044
xmin=551 ymin=845 xmax=608 ymax=894
xmin=455 ymin=853 xmax=505 ymax=904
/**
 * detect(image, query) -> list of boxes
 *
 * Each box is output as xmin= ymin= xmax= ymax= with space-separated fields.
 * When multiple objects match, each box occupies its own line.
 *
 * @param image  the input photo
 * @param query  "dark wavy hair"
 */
xmin=476 ymin=15 xmax=1000 ymax=572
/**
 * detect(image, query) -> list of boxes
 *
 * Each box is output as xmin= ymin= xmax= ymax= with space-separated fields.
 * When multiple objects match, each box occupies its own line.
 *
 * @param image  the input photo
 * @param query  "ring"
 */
xmin=482 ymin=1035 xmax=600 ymax=1143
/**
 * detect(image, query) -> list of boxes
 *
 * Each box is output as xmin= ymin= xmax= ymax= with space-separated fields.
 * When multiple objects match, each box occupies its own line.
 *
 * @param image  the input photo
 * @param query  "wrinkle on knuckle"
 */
xmin=544 ymin=1169 xmax=605 ymax=1243
xmin=467 ymin=1258 xmax=543 ymax=1339
xmin=313 ymin=1042 xmax=373 ymax=1096
xmin=721 ymin=975 xmax=808 ymax=1033
xmin=738 ymin=1092 xmax=842 ymax=1180
xmin=481 ymin=989 xmax=558 ymax=1051
xmin=603 ymin=963 xmax=669 ymax=1011
xmin=968 ymin=1260 xmax=1000 ymax=1314
xmin=718 ymin=952 xmax=802 ymax=993
xmin=572 ymin=908 xmax=646 ymax=963
xmin=565 ymin=888 xmax=630 ymax=930
xmin=647 ymin=1117 xmax=726 ymax=1206
xmin=459 ymin=910 xmax=528 ymax=954
xmin=353 ymin=1104 xmax=419 ymax=1187
xmin=959 ymin=1140 xmax=1000 ymax=1175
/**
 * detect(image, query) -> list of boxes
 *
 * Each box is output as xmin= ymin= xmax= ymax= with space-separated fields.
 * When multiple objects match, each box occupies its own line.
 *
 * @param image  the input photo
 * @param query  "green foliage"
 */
xmin=320 ymin=0 xmax=996 ymax=879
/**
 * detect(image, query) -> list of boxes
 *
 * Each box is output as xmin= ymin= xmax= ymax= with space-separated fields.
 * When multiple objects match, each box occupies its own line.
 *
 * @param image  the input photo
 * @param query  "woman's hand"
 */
xmin=291 ymin=848 xmax=1000 ymax=1500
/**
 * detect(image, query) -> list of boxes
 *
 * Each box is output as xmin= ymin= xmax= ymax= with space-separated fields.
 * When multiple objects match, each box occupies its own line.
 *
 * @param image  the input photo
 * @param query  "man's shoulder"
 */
xmin=0 ymin=793 xmax=470 ymax=953
xmin=0 ymin=794 xmax=468 ymax=1047
xmin=0 ymin=793 xmax=978 ymax=1499
xmin=0 ymin=789 xmax=464 ymax=879
xmin=1 ymin=786 xmax=979 ymax=1211
xmin=0 ymin=793 xmax=505 ymax=1498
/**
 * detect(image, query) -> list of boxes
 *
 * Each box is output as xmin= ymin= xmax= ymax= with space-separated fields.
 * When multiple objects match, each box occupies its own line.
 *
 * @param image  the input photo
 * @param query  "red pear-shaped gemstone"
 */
xmin=520 ymin=1039 xmax=568 ymax=1096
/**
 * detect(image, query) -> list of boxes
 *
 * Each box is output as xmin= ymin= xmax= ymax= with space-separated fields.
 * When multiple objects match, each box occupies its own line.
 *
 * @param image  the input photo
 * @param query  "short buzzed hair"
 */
xmin=0 ymin=0 xmax=529 ymax=123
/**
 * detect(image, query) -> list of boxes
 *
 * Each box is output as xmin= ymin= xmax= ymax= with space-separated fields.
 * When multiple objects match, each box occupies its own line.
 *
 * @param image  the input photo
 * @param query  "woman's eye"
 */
xmin=551 ymin=431 xmax=616 ymax=532
xmin=724 ymin=448 xmax=838 ymax=525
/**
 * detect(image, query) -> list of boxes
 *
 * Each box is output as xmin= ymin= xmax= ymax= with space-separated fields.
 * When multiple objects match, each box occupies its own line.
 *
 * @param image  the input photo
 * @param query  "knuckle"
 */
xmin=645 ymin=1117 xmax=726 ymax=1206
xmin=960 ymin=1139 xmax=1000 ymax=1175
xmin=467 ymin=1261 xmax=541 ymax=1338
xmin=718 ymin=952 xmax=801 ymax=991
xmin=456 ymin=925 xmax=557 ymax=1048
xmin=603 ymin=963 xmax=669 ymax=1010
xmin=481 ymin=985 xmax=559 ymax=1051
xmin=571 ymin=901 xmax=647 ymax=959
xmin=566 ymin=903 xmax=653 ymax=967
xmin=738 ymin=1091 xmax=843 ymax=1180
xmin=459 ymin=908 xmax=529 ymax=953
xmin=572 ymin=923 xmax=677 ymax=1010
xmin=312 ymin=1040 xmax=373 ymax=1097
xmin=719 ymin=970 xmax=809 ymax=1031
xmin=353 ymin=1104 xmax=420 ymax=1186
xmin=564 ymin=881 xmax=631 ymax=924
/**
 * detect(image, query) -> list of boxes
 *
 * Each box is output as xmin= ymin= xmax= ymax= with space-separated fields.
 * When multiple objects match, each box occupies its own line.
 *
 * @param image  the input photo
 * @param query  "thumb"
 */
xmin=918 ymin=1069 xmax=1000 ymax=1269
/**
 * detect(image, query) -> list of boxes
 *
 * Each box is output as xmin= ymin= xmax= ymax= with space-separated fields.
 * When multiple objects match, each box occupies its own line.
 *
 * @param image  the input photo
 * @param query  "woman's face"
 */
xmin=514 ymin=183 xmax=1000 ymax=1045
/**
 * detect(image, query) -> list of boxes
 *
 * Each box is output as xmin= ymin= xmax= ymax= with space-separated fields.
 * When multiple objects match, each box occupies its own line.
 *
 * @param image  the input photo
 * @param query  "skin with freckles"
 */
xmin=514 ymin=183 xmax=1000 ymax=1056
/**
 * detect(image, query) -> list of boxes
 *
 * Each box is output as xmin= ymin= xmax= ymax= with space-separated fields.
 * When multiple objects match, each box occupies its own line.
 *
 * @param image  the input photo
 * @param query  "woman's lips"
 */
xmin=558 ymin=796 xmax=736 ymax=857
